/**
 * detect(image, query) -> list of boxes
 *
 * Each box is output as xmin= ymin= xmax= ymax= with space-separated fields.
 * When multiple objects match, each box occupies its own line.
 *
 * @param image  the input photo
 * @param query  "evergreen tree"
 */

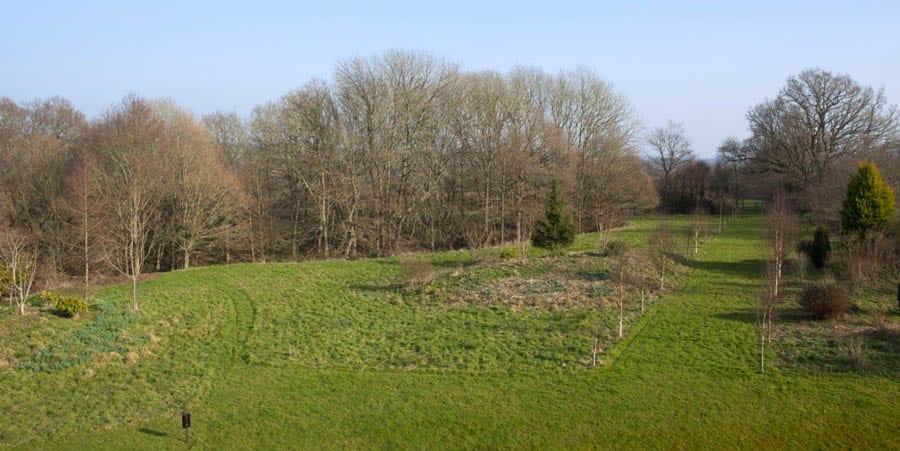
xmin=810 ymin=226 xmax=831 ymax=270
xmin=533 ymin=181 xmax=576 ymax=249
xmin=841 ymin=161 xmax=895 ymax=235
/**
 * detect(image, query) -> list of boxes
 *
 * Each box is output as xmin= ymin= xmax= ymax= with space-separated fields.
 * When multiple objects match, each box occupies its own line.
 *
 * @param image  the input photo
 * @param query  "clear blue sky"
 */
xmin=3 ymin=0 xmax=898 ymax=158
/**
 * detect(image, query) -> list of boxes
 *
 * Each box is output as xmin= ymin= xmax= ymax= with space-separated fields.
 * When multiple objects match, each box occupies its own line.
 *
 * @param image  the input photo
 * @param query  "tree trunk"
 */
xmin=84 ymin=211 xmax=90 ymax=302
xmin=640 ymin=286 xmax=645 ymax=312
xmin=618 ymin=298 xmax=624 ymax=339
xmin=659 ymin=259 xmax=666 ymax=291
xmin=483 ymin=180 xmax=491 ymax=245
xmin=249 ymin=215 xmax=256 ymax=262
xmin=131 ymin=274 xmax=138 ymax=312
xmin=759 ymin=324 xmax=766 ymax=372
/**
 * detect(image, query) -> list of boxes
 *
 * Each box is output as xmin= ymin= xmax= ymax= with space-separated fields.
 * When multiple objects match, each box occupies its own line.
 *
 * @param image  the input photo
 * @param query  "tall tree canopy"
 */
xmin=743 ymin=69 xmax=898 ymax=186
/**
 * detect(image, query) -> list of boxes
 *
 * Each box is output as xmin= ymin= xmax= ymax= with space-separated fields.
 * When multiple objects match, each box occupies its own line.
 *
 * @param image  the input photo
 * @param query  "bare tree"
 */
xmin=92 ymin=96 xmax=169 ymax=312
xmin=745 ymin=69 xmax=898 ymax=189
xmin=591 ymin=282 xmax=604 ymax=367
xmin=203 ymin=111 xmax=247 ymax=171
xmin=646 ymin=121 xmax=694 ymax=209
xmin=757 ymin=261 xmax=777 ymax=372
xmin=544 ymin=67 xmax=639 ymax=231
xmin=766 ymin=190 xmax=796 ymax=300
xmin=166 ymin=109 xmax=240 ymax=269
xmin=65 ymin=151 xmax=103 ymax=301
xmin=0 ymin=232 xmax=38 ymax=315
xmin=757 ymin=189 xmax=798 ymax=358
xmin=613 ymin=249 xmax=628 ymax=339
xmin=648 ymin=220 xmax=673 ymax=291
xmin=280 ymin=80 xmax=342 ymax=258
xmin=691 ymin=206 xmax=708 ymax=255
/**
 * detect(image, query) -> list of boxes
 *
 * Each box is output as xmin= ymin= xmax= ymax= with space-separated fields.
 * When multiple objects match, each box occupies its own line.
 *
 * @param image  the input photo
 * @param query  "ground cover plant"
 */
xmin=0 ymin=215 xmax=897 ymax=449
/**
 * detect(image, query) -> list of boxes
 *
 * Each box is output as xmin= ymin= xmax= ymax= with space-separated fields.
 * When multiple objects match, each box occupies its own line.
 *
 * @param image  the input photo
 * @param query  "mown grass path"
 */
xmin=30 ymin=217 xmax=900 ymax=449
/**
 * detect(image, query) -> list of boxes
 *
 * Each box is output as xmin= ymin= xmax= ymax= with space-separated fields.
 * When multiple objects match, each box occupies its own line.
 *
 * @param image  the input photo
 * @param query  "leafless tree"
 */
xmin=591 ymin=283 xmax=604 ymax=367
xmin=544 ymin=67 xmax=639 ymax=231
xmin=757 ymin=261 xmax=777 ymax=372
xmin=164 ymin=109 xmax=241 ymax=269
xmin=65 ymin=151 xmax=103 ymax=301
xmin=613 ymin=249 xmax=628 ymax=339
xmin=648 ymin=220 xmax=673 ymax=291
xmin=92 ymin=96 xmax=169 ymax=311
xmin=646 ymin=120 xmax=694 ymax=208
xmin=766 ymin=190 xmax=797 ymax=300
xmin=203 ymin=111 xmax=248 ymax=171
xmin=0 ymin=232 xmax=38 ymax=315
xmin=745 ymin=69 xmax=898 ymax=189
xmin=691 ymin=206 xmax=708 ymax=255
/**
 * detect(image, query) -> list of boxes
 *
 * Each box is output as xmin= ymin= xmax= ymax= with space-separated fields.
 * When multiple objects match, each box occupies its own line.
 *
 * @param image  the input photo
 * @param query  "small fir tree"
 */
xmin=841 ymin=161 xmax=895 ymax=235
xmin=810 ymin=226 xmax=831 ymax=270
xmin=532 ymin=181 xmax=576 ymax=250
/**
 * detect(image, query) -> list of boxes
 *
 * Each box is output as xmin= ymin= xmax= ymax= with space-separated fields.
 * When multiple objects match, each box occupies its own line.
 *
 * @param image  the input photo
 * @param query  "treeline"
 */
xmin=0 ymin=51 xmax=658 ymax=298
xmin=717 ymin=68 xmax=900 ymax=225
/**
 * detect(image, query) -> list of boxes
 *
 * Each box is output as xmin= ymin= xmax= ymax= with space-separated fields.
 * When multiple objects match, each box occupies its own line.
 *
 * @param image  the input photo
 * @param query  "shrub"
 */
xmin=399 ymin=257 xmax=433 ymax=290
xmin=797 ymin=239 xmax=813 ymax=260
xmin=40 ymin=291 xmax=88 ymax=318
xmin=605 ymin=240 xmax=627 ymax=257
xmin=499 ymin=247 xmax=519 ymax=260
xmin=799 ymin=284 xmax=851 ymax=320
xmin=844 ymin=337 xmax=868 ymax=369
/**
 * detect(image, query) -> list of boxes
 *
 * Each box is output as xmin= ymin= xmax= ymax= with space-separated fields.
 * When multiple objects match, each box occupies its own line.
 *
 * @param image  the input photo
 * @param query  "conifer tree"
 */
xmin=841 ymin=161 xmax=895 ymax=235
xmin=532 ymin=181 xmax=576 ymax=249
xmin=810 ymin=226 xmax=831 ymax=270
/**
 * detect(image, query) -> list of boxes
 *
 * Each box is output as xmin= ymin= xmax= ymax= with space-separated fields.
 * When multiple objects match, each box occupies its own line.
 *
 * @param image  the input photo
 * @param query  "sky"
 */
xmin=2 ymin=0 xmax=899 ymax=158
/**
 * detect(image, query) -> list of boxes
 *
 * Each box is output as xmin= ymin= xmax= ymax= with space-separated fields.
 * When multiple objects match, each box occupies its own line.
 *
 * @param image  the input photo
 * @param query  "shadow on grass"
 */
xmin=670 ymin=254 xmax=766 ymax=279
xmin=138 ymin=428 xmax=167 ymax=437
xmin=786 ymin=327 xmax=900 ymax=375
xmin=576 ymin=269 xmax=608 ymax=281
xmin=430 ymin=258 xmax=478 ymax=270
xmin=714 ymin=307 xmax=808 ymax=325
xmin=349 ymin=282 xmax=402 ymax=292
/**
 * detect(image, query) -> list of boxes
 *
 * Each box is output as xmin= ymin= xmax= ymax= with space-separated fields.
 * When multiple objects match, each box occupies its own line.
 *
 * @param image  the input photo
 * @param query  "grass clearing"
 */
xmin=1 ymin=215 xmax=897 ymax=449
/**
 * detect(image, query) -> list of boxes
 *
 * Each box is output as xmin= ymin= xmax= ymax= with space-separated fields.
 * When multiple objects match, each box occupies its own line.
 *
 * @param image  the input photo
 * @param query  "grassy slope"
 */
xmin=4 ymin=216 xmax=899 ymax=449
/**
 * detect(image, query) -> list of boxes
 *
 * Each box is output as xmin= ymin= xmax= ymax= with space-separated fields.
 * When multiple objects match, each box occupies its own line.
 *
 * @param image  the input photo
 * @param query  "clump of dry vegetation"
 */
xmin=799 ymin=283 xmax=852 ymax=321
xmin=399 ymin=257 xmax=433 ymax=290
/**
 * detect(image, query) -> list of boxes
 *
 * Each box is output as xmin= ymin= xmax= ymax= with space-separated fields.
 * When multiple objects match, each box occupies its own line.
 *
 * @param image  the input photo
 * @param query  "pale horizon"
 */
xmin=3 ymin=0 xmax=899 ymax=158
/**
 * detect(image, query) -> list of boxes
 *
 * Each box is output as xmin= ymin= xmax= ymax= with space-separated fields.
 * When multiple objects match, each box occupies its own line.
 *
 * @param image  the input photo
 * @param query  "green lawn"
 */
xmin=1 ymin=216 xmax=897 ymax=449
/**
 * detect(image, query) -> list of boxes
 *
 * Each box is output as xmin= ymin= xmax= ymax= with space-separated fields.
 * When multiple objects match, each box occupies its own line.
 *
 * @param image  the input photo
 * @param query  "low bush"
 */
xmin=797 ymin=239 xmax=813 ymax=261
xmin=605 ymin=240 xmax=627 ymax=257
xmin=39 ymin=291 xmax=88 ymax=318
xmin=499 ymin=247 xmax=519 ymax=260
xmin=400 ymin=257 xmax=433 ymax=290
xmin=798 ymin=284 xmax=851 ymax=320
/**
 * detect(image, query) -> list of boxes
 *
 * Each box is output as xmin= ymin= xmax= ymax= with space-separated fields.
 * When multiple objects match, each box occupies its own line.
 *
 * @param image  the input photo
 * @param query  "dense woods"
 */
xmin=2 ymin=54 xmax=899 ymax=304
xmin=0 ymin=51 xmax=661 ymax=293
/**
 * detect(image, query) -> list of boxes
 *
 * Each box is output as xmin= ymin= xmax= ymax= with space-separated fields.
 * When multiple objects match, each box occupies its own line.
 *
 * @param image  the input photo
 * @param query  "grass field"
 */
xmin=1 ymin=216 xmax=897 ymax=449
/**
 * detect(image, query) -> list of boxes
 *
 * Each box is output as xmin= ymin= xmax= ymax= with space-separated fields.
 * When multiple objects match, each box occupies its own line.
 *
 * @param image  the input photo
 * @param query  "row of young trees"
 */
xmin=0 ymin=51 xmax=659 ymax=310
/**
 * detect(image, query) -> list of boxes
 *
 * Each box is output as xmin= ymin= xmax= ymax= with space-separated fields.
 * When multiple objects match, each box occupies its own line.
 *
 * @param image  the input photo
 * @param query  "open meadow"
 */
xmin=0 ymin=215 xmax=897 ymax=449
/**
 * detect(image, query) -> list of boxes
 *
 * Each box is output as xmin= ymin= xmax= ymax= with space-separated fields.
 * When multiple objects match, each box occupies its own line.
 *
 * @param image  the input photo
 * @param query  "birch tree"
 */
xmin=0 ymin=232 xmax=38 ymax=315
xmin=92 ymin=96 xmax=168 ymax=312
